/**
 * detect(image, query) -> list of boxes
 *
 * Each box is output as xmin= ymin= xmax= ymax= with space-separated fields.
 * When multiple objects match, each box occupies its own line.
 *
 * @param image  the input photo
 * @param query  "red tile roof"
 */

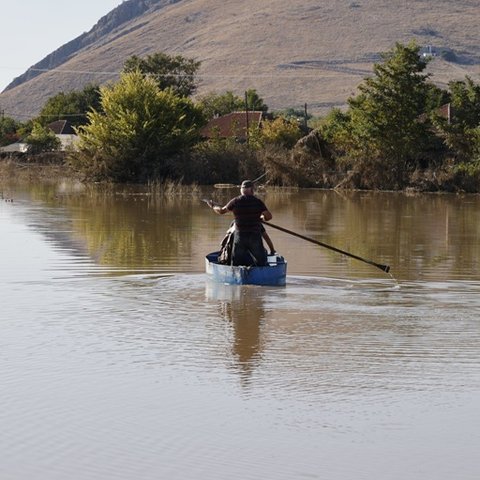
xmin=201 ymin=111 xmax=264 ymax=139
xmin=436 ymin=103 xmax=451 ymax=121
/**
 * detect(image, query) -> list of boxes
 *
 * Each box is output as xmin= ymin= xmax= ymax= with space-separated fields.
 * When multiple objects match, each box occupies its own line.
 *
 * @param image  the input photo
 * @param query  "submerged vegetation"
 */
xmin=1 ymin=43 xmax=480 ymax=191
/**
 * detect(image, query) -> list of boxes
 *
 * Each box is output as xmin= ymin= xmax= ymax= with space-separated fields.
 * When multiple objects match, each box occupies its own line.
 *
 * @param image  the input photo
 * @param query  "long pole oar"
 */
xmin=263 ymin=221 xmax=390 ymax=274
xmin=214 ymin=172 xmax=268 ymax=189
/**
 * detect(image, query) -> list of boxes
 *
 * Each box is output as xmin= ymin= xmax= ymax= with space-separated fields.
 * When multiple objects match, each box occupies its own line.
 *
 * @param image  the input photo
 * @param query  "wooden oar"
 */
xmin=214 ymin=172 xmax=268 ymax=189
xmin=263 ymin=221 xmax=391 ymax=273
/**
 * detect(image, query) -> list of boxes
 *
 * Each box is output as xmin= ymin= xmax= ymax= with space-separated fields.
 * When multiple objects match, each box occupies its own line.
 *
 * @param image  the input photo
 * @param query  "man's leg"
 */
xmin=231 ymin=232 xmax=252 ymax=266
xmin=246 ymin=233 xmax=268 ymax=266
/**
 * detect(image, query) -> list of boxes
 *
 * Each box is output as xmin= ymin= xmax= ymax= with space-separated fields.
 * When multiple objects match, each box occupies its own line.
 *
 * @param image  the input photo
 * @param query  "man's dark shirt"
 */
xmin=226 ymin=195 xmax=267 ymax=233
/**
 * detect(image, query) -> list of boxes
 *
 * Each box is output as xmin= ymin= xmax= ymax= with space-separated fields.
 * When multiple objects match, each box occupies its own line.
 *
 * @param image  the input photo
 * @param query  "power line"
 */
xmin=27 ymin=67 xmax=349 ymax=79
xmin=3 ymin=100 xmax=347 ymax=120
xmin=2 ymin=65 xmax=350 ymax=118
xmin=30 ymin=68 xmax=118 ymax=76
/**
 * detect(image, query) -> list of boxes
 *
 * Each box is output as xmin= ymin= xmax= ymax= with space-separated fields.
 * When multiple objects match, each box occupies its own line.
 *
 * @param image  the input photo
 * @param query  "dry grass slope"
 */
xmin=1 ymin=0 xmax=479 ymax=119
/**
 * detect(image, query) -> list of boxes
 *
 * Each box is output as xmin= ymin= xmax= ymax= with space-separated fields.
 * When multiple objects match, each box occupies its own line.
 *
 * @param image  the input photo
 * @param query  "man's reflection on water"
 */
xmin=205 ymin=282 xmax=268 ymax=383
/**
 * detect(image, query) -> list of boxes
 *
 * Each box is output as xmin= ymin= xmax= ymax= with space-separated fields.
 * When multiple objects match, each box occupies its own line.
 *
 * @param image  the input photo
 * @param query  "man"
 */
xmin=211 ymin=180 xmax=273 ymax=266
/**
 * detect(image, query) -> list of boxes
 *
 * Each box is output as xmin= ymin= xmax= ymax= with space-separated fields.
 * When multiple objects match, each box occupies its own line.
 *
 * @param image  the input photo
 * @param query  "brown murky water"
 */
xmin=1 ymin=182 xmax=480 ymax=480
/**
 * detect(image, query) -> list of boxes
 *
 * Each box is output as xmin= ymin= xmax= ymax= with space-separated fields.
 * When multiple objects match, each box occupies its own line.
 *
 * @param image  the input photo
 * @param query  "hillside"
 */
xmin=1 ymin=0 xmax=479 ymax=119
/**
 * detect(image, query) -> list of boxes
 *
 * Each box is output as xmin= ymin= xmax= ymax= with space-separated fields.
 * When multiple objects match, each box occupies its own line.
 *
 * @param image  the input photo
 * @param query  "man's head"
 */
xmin=240 ymin=180 xmax=254 ymax=194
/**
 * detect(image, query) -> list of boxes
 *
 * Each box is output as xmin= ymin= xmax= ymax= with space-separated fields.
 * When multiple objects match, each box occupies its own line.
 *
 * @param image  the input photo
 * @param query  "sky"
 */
xmin=0 ymin=0 xmax=123 ymax=92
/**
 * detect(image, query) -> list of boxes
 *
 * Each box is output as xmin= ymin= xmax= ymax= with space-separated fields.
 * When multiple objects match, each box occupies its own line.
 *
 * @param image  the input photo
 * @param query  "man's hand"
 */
xmin=203 ymin=199 xmax=217 ymax=208
xmin=261 ymin=210 xmax=273 ymax=222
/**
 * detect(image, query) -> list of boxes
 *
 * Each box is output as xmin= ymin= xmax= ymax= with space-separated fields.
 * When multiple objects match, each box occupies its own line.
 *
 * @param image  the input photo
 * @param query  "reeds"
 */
xmin=147 ymin=179 xmax=200 ymax=196
xmin=0 ymin=157 xmax=76 ymax=184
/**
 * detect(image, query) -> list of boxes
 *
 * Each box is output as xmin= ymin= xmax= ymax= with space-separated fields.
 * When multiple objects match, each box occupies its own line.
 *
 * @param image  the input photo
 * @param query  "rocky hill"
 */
xmin=1 ymin=0 xmax=479 ymax=119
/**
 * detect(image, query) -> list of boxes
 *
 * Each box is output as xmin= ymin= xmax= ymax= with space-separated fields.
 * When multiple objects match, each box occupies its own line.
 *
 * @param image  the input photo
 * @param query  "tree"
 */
xmin=37 ymin=84 xmax=101 ymax=127
xmin=74 ymin=71 xmax=204 ymax=182
xmin=274 ymin=107 xmax=312 ymax=125
xmin=253 ymin=117 xmax=303 ymax=149
xmin=123 ymin=52 xmax=200 ymax=97
xmin=317 ymin=108 xmax=353 ymax=159
xmin=345 ymin=41 xmax=433 ymax=168
xmin=0 ymin=116 xmax=20 ymax=146
xmin=424 ymin=83 xmax=450 ymax=114
xmin=196 ymin=91 xmax=244 ymax=119
xmin=434 ymin=76 xmax=480 ymax=162
xmin=15 ymin=119 xmax=34 ymax=140
xmin=245 ymin=89 xmax=268 ymax=112
xmin=24 ymin=123 xmax=61 ymax=154
xmin=313 ymin=42 xmax=446 ymax=188
xmin=472 ymin=127 xmax=480 ymax=165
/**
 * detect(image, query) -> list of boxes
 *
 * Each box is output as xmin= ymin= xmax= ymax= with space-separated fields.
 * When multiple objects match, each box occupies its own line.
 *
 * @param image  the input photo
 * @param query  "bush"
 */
xmin=73 ymin=71 xmax=204 ymax=182
xmin=24 ymin=123 xmax=61 ymax=154
xmin=174 ymin=140 xmax=260 ymax=184
xmin=259 ymin=117 xmax=304 ymax=149
xmin=256 ymin=144 xmax=330 ymax=187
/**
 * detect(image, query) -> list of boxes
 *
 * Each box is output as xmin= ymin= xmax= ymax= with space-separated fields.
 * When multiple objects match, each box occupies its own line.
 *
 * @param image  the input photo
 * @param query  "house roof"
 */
xmin=436 ymin=103 xmax=451 ymax=120
xmin=200 ymin=111 xmax=264 ymax=139
xmin=418 ymin=103 xmax=452 ymax=124
xmin=47 ymin=119 xmax=76 ymax=135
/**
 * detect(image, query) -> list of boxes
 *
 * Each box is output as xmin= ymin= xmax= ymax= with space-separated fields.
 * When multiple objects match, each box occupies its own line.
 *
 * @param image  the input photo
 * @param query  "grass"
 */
xmin=147 ymin=179 xmax=201 ymax=196
xmin=0 ymin=157 xmax=76 ymax=184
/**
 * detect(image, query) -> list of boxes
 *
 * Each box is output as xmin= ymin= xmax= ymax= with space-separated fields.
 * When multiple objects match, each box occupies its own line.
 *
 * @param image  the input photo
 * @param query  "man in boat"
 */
xmin=218 ymin=221 xmax=276 ymax=265
xmin=211 ymin=180 xmax=273 ymax=266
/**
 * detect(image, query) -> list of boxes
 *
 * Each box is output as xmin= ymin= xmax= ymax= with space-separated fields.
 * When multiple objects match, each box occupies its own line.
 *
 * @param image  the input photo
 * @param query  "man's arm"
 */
xmin=204 ymin=199 xmax=229 ymax=215
xmin=262 ymin=231 xmax=275 ymax=254
xmin=213 ymin=204 xmax=228 ymax=215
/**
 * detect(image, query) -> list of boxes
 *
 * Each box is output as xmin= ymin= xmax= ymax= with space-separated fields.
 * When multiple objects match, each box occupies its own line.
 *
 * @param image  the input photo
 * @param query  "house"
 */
xmin=200 ymin=111 xmax=264 ymax=142
xmin=47 ymin=119 xmax=79 ymax=150
xmin=418 ymin=103 xmax=452 ymax=125
xmin=47 ymin=119 xmax=76 ymax=135
xmin=435 ymin=103 xmax=451 ymax=124
xmin=422 ymin=45 xmax=437 ymax=58
xmin=0 ymin=119 xmax=79 ymax=153
xmin=0 ymin=141 xmax=28 ymax=153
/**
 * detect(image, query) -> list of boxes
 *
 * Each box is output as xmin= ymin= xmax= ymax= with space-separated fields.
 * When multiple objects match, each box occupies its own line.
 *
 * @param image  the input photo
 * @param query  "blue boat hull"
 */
xmin=205 ymin=252 xmax=287 ymax=286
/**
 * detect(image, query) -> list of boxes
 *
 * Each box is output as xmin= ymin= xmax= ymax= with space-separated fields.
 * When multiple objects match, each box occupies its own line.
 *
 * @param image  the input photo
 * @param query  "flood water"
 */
xmin=1 ymin=181 xmax=480 ymax=480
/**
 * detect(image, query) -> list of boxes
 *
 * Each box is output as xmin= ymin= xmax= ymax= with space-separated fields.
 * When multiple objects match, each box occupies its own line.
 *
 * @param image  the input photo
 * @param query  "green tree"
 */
xmin=274 ymin=107 xmax=312 ymax=126
xmin=317 ymin=108 xmax=353 ymax=159
xmin=347 ymin=42 xmax=432 ymax=165
xmin=424 ymin=83 xmax=450 ymax=114
xmin=245 ymin=89 xmax=268 ymax=112
xmin=196 ymin=91 xmax=244 ymax=119
xmin=253 ymin=117 xmax=303 ymax=149
xmin=472 ymin=127 xmax=480 ymax=164
xmin=24 ymin=122 xmax=61 ymax=154
xmin=15 ymin=119 xmax=34 ymax=140
xmin=123 ymin=52 xmax=200 ymax=97
xmin=74 ymin=71 xmax=204 ymax=182
xmin=37 ymin=84 xmax=101 ymax=127
xmin=0 ymin=116 xmax=20 ymax=146
xmin=434 ymin=77 xmax=480 ymax=162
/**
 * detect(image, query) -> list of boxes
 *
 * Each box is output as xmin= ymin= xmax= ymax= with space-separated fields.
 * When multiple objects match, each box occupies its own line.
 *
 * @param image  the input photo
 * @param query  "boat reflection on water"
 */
xmin=205 ymin=281 xmax=271 ymax=382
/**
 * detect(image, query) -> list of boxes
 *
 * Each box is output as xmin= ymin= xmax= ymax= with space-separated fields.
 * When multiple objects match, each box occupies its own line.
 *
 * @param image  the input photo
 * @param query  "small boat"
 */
xmin=205 ymin=251 xmax=287 ymax=286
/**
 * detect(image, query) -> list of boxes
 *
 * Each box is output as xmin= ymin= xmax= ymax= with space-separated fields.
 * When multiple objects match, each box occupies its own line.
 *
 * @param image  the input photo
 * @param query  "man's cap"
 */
xmin=241 ymin=180 xmax=254 ymax=188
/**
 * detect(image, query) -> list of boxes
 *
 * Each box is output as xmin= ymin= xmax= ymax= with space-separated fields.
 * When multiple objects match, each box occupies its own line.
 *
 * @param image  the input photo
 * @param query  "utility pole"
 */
xmin=244 ymin=91 xmax=249 ymax=144
xmin=304 ymin=103 xmax=308 ymax=130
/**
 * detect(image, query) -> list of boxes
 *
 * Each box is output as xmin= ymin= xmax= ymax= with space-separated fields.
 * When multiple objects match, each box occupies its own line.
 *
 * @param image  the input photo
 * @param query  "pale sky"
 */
xmin=0 ymin=1 xmax=123 ymax=92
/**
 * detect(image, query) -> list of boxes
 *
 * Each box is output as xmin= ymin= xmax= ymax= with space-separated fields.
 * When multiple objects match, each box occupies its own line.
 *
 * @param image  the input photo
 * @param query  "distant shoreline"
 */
xmin=1 ymin=151 xmax=478 ymax=194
